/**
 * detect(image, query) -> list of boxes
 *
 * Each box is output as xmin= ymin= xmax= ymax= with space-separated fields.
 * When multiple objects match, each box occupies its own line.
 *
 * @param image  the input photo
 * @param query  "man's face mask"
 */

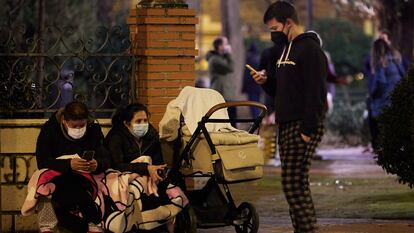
xmin=271 ymin=24 xmax=289 ymax=45
xmin=67 ymin=125 xmax=87 ymax=139
xmin=132 ymin=123 xmax=149 ymax=138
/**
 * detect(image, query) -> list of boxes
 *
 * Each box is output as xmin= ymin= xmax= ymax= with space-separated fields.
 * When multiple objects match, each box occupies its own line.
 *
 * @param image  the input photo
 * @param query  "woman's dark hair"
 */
xmin=112 ymin=103 xmax=149 ymax=126
xmin=213 ymin=37 xmax=224 ymax=51
xmin=371 ymin=38 xmax=402 ymax=73
xmin=63 ymin=101 xmax=89 ymax=121
xmin=263 ymin=1 xmax=298 ymax=24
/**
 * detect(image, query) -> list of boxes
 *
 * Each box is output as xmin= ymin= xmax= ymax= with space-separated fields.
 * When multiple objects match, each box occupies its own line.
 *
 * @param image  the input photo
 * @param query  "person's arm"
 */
xmin=300 ymin=45 xmax=328 ymax=136
xmin=105 ymin=133 xmax=149 ymax=175
xmin=260 ymin=74 xmax=276 ymax=97
xmin=36 ymin=124 xmax=72 ymax=172
xmin=257 ymin=47 xmax=280 ymax=97
xmin=211 ymin=54 xmax=234 ymax=74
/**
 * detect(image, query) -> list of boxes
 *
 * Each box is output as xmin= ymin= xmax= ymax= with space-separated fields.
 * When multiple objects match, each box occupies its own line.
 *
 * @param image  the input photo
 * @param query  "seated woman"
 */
xmin=35 ymin=101 xmax=110 ymax=233
xmin=105 ymin=103 xmax=183 ymax=232
xmin=105 ymin=103 xmax=166 ymax=181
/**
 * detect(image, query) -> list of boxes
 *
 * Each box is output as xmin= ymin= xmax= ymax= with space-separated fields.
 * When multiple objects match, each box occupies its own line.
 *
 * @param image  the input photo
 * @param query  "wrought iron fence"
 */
xmin=0 ymin=23 xmax=137 ymax=118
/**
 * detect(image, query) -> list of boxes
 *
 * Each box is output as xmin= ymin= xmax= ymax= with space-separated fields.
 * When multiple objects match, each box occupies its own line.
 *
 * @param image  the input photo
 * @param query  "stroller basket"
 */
xmin=212 ymin=143 xmax=264 ymax=183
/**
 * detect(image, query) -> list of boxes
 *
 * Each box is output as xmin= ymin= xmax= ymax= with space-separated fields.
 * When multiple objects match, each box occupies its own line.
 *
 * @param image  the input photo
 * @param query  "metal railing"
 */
xmin=0 ymin=23 xmax=137 ymax=118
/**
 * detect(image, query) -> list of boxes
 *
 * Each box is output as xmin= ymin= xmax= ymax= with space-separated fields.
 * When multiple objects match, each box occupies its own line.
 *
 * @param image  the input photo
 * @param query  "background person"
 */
xmin=368 ymin=38 xmax=406 ymax=150
xmin=206 ymin=36 xmax=237 ymax=125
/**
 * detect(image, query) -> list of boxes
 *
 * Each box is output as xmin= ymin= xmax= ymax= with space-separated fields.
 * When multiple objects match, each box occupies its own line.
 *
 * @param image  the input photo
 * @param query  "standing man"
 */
xmin=206 ymin=36 xmax=237 ymax=124
xmin=251 ymin=1 xmax=327 ymax=232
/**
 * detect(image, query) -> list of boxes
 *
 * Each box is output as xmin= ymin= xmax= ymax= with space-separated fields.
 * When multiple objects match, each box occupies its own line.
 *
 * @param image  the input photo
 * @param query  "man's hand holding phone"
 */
xmin=246 ymin=64 xmax=267 ymax=85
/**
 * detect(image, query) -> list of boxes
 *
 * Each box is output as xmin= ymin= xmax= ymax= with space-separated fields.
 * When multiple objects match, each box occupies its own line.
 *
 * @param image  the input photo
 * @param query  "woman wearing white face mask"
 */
xmin=35 ymin=101 xmax=110 ymax=233
xmin=105 ymin=103 xmax=166 ymax=182
xmin=37 ymin=101 xmax=109 ymax=173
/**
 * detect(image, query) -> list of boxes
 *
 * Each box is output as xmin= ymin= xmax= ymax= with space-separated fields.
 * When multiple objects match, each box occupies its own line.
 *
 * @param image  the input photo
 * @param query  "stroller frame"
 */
xmin=169 ymin=101 xmax=267 ymax=233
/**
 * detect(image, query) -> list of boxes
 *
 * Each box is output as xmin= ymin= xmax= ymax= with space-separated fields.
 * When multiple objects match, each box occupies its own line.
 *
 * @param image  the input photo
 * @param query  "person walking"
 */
xmin=251 ymin=1 xmax=327 ymax=232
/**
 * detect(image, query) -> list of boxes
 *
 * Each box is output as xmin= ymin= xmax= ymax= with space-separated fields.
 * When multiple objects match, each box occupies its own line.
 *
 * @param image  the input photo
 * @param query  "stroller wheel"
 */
xmin=175 ymin=205 xmax=197 ymax=233
xmin=234 ymin=202 xmax=259 ymax=233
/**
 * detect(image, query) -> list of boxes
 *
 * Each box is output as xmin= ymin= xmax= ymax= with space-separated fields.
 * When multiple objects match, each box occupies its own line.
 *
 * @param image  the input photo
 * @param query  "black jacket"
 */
xmin=262 ymin=32 xmax=327 ymax=135
xmin=104 ymin=124 xmax=163 ymax=176
xmin=35 ymin=110 xmax=110 ymax=173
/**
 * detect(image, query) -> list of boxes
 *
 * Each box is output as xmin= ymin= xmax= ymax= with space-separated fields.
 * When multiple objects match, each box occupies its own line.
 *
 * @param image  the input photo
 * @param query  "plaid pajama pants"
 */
xmin=278 ymin=121 xmax=324 ymax=233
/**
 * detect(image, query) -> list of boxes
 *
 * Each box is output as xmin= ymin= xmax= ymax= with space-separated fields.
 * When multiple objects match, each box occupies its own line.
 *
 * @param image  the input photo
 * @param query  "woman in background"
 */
xmin=368 ymin=38 xmax=405 ymax=150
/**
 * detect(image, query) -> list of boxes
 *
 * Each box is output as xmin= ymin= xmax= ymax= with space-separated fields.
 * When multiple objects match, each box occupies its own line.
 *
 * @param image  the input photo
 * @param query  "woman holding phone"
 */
xmin=35 ymin=101 xmax=110 ymax=233
xmin=104 ymin=103 xmax=166 ymax=182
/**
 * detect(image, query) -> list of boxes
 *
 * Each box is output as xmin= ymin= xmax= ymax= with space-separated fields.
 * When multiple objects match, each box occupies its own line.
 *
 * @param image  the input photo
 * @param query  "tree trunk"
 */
xmin=375 ymin=0 xmax=414 ymax=61
xmin=220 ymin=0 xmax=245 ymax=101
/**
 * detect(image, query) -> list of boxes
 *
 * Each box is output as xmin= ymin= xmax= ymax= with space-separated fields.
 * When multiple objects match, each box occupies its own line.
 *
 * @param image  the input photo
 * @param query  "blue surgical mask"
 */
xmin=132 ymin=123 xmax=149 ymax=138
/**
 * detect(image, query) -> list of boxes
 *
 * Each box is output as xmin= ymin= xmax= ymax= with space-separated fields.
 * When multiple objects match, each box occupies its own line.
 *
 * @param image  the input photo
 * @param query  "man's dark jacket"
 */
xmin=262 ymin=32 xmax=327 ymax=135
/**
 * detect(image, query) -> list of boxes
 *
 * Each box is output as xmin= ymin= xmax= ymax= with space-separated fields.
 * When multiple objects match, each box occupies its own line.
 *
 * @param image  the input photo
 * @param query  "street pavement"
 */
xmin=197 ymin=147 xmax=414 ymax=233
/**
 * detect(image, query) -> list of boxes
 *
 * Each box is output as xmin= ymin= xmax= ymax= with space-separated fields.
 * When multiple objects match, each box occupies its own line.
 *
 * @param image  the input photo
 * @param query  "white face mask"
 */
xmin=67 ymin=126 xmax=86 ymax=139
xmin=132 ymin=123 xmax=149 ymax=138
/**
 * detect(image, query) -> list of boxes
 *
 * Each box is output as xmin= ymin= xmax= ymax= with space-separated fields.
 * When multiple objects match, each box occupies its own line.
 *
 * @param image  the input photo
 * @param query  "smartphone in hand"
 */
xmin=82 ymin=150 xmax=95 ymax=161
xmin=245 ymin=64 xmax=258 ymax=73
xmin=157 ymin=168 xmax=167 ymax=178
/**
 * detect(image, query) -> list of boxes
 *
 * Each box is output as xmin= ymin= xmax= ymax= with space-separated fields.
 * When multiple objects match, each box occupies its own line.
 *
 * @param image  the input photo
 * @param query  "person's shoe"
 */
xmin=39 ymin=227 xmax=53 ymax=233
xmin=88 ymin=224 xmax=103 ymax=233
xmin=266 ymin=157 xmax=281 ymax=167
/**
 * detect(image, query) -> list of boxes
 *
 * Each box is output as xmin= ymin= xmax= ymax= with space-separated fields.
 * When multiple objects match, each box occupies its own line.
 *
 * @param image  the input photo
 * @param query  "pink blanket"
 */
xmin=22 ymin=168 xmax=188 ymax=232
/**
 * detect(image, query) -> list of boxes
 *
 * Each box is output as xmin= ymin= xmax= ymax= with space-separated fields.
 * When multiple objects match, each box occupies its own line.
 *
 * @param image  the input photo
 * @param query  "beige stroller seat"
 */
xmin=159 ymin=86 xmax=265 ymax=189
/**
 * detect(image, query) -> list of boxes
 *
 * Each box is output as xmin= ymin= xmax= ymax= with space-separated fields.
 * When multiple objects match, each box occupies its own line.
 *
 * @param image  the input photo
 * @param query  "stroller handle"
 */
xmin=205 ymin=101 xmax=267 ymax=119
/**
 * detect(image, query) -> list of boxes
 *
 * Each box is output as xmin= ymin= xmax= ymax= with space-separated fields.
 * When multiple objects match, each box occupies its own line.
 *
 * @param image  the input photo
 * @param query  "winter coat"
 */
xmin=104 ymin=124 xmax=163 ymax=175
xmin=206 ymin=51 xmax=236 ymax=101
xmin=35 ymin=110 xmax=110 ymax=173
xmin=369 ymin=55 xmax=405 ymax=117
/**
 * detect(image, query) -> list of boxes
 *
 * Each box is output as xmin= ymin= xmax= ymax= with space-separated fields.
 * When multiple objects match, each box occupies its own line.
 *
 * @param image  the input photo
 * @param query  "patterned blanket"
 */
xmin=21 ymin=157 xmax=188 ymax=232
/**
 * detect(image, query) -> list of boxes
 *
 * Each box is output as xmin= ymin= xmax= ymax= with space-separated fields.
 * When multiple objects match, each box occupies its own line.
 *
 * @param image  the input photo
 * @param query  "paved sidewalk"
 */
xmin=198 ymin=217 xmax=414 ymax=233
xmin=198 ymin=147 xmax=414 ymax=233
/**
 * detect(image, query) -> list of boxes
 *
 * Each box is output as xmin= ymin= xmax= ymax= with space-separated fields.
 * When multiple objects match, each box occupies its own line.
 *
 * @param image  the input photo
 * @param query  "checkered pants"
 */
xmin=278 ymin=121 xmax=324 ymax=233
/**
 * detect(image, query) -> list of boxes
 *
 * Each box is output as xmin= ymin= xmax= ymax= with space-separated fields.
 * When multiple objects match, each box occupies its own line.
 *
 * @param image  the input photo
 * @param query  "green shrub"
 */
xmin=376 ymin=66 xmax=414 ymax=187
xmin=325 ymin=99 xmax=370 ymax=146
xmin=314 ymin=18 xmax=372 ymax=76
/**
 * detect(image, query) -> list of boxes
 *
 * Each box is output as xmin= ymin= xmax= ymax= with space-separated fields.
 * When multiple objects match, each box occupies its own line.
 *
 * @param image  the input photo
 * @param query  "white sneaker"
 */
xmin=266 ymin=158 xmax=281 ymax=167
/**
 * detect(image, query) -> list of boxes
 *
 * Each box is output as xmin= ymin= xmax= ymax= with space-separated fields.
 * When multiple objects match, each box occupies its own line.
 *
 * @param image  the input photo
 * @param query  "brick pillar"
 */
xmin=128 ymin=6 xmax=198 ymax=127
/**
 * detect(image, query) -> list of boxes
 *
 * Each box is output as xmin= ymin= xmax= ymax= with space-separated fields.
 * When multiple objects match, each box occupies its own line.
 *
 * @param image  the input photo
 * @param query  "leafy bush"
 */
xmin=325 ymin=99 xmax=370 ymax=146
xmin=314 ymin=18 xmax=372 ymax=76
xmin=376 ymin=66 xmax=414 ymax=187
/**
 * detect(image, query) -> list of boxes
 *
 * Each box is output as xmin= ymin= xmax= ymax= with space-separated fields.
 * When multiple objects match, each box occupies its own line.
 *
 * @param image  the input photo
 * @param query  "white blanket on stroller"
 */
xmin=159 ymin=86 xmax=237 ymax=141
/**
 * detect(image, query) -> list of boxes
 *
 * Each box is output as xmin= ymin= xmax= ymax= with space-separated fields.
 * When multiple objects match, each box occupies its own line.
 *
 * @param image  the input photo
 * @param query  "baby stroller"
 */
xmin=160 ymin=87 xmax=267 ymax=233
